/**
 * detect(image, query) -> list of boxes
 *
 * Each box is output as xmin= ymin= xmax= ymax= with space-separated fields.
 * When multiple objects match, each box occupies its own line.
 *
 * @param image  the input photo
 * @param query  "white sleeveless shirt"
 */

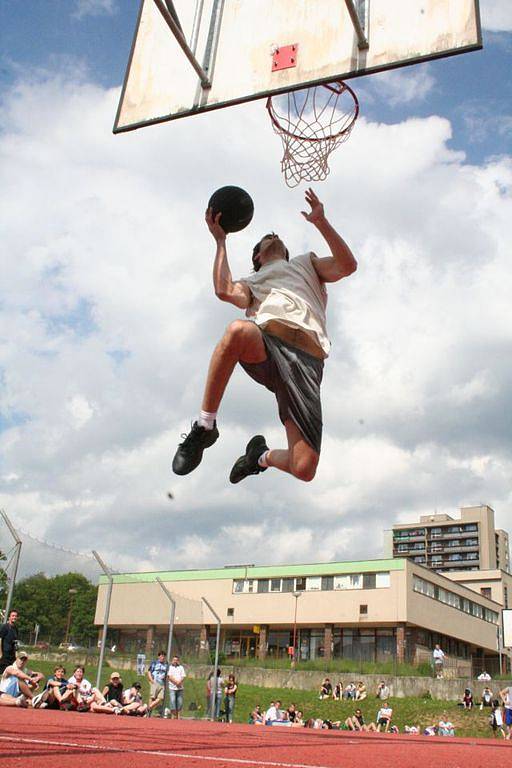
xmin=241 ymin=252 xmax=330 ymax=357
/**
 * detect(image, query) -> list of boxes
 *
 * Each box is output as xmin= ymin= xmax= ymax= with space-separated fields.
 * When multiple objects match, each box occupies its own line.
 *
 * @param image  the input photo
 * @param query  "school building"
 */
xmin=95 ymin=556 xmax=509 ymax=673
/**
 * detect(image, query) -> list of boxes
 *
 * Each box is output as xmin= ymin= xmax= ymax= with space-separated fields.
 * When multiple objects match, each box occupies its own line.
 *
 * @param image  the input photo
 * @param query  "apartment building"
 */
xmin=384 ymin=505 xmax=510 ymax=574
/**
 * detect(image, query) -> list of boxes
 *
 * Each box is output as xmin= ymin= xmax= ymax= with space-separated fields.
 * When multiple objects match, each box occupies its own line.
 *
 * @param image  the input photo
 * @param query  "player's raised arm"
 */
xmin=301 ymin=188 xmax=357 ymax=283
xmin=205 ymin=208 xmax=252 ymax=309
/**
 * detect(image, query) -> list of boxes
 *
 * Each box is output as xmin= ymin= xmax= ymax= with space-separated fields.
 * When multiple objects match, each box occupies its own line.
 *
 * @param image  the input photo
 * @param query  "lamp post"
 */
xmin=291 ymin=592 xmax=302 ymax=668
xmin=65 ymin=588 xmax=78 ymax=644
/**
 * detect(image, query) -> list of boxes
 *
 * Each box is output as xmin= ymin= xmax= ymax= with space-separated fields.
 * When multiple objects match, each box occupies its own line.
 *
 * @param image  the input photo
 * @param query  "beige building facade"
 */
xmin=95 ymin=557 xmax=507 ymax=673
xmin=385 ymin=505 xmax=510 ymax=574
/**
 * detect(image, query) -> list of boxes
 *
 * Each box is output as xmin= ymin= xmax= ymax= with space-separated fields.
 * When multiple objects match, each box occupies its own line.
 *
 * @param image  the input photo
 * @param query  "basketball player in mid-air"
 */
xmin=172 ymin=188 xmax=357 ymax=483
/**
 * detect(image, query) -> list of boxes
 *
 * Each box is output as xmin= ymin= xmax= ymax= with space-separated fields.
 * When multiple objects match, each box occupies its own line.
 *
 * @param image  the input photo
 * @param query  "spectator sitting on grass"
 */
xmin=376 ymin=681 xmax=390 ymax=700
xmin=0 ymin=651 xmax=36 ymax=706
xmin=102 ymin=672 xmax=124 ymax=709
xmin=333 ymin=680 xmax=343 ymax=700
xmin=490 ymin=700 xmax=506 ymax=739
xmin=249 ymin=704 xmax=264 ymax=725
xmin=478 ymin=670 xmax=492 ymax=681
xmin=122 ymin=682 xmax=148 ymax=716
xmin=292 ymin=709 xmax=304 ymax=727
xmin=265 ymin=699 xmax=283 ymax=724
xmin=344 ymin=682 xmax=356 ymax=700
xmin=423 ymin=724 xmax=438 ymax=736
xmin=355 ymin=681 xmax=367 ymax=701
xmin=39 ymin=666 xmax=75 ymax=710
xmin=319 ymin=677 xmax=332 ymax=700
xmin=480 ymin=686 xmax=493 ymax=709
xmin=345 ymin=707 xmax=377 ymax=732
xmin=376 ymin=701 xmax=393 ymax=732
xmin=404 ymin=725 xmax=420 ymax=734
xmin=460 ymin=688 xmax=473 ymax=709
xmin=438 ymin=714 xmax=455 ymax=736
xmin=67 ymin=666 xmax=113 ymax=713
xmin=286 ymin=703 xmax=297 ymax=722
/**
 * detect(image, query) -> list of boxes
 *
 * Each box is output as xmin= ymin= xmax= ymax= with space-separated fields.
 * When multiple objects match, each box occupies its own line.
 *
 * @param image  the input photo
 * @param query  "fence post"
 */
xmin=92 ymin=550 xmax=113 ymax=690
xmin=202 ymin=596 xmax=221 ymax=720
xmin=156 ymin=577 xmax=176 ymax=715
xmin=1 ymin=510 xmax=22 ymax=619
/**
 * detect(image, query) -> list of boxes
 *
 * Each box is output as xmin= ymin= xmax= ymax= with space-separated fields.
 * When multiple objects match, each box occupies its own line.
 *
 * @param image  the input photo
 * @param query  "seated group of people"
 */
xmin=249 ymin=699 xmax=395 ymax=733
xmin=0 ymin=652 xmax=147 ymax=716
xmin=319 ymin=677 xmax=390 ymax=702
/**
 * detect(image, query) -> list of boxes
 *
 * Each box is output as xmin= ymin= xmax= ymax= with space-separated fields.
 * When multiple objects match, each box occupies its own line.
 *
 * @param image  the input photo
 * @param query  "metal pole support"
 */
xmin=156 ymin=577 xmax=176 ymax=716
xmin=202 ymin=596 xmax=221 ymax=720
xmin=344 ymin=0 xmax=369 ymax=50
xmin=92 ymin=550 xmax=114 ymax=691
xmin=1 ymin=510 xmax=22 ymax=620
xmin=153 ymin=0 xmax=211 ymax=88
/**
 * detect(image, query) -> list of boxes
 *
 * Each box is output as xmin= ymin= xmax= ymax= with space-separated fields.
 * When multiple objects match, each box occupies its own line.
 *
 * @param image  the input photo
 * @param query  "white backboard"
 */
xmin=114 ymin=0 xmax=482 ymax=133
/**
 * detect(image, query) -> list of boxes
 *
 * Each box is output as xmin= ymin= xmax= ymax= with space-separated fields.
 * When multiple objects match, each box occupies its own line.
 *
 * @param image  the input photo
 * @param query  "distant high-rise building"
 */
xmin=384 ymin=505 xmax=510 ymax=574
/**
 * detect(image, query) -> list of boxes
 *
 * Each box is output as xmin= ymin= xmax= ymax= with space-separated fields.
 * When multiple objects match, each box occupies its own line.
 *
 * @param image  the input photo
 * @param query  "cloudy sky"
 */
xmin=1 ymin=0 xmax=511 ymax=578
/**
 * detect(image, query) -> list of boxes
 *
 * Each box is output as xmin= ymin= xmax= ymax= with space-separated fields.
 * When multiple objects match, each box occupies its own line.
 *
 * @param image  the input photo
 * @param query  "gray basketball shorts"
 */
xmin=240 ymin=331 xmax=324 ymax=454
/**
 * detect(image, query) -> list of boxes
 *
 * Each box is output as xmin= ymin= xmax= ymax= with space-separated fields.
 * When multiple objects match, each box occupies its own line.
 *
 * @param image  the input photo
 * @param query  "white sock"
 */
xmin=197 ymin=410 xmax=217 ymax=430
xmin=258 ymin=450 xmax=270 ymax=468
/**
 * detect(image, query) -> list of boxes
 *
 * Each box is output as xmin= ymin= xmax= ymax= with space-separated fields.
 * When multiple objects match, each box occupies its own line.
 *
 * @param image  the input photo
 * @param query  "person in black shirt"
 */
xmin=0 ymin=611 xmax=19 ymax=674
xmin=102 ymin=672 xmax=124 ymax=708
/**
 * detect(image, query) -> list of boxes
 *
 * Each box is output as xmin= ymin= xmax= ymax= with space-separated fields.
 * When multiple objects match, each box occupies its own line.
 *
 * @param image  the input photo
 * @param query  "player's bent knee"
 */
xmin=223 ymin=320 xmax=250 ymax=349
xmin=292 ymin=454 xmax=318 ymax=482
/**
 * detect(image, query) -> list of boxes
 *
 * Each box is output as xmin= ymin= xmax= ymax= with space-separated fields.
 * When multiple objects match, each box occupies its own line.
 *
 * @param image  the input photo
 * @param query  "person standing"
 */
xmin=223 ymin=674 xmax=237 ymax=723
xmin=499 ymin=684 xmax=512 ymax=739
xmin=432 ymin=643 xmax=445 ymax=678
xmin=167 ymin=655 xmax=186 ymax=719
xmin=147 ymin=651 xmax=168 ymax=716
xmin=0 ymin=610 xmax=19 ymax=674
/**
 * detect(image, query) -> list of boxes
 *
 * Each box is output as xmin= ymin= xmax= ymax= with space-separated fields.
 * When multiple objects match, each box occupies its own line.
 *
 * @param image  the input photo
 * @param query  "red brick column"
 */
xmin=145 ymin=625 xmax=155 ymax=656
xmin=258 ymin=625 xmax=268 ymax=660
xmin=396 ymin=623 xmax=406 ymax=664
xmin=324 ymin=624 xmax=334 ymax=660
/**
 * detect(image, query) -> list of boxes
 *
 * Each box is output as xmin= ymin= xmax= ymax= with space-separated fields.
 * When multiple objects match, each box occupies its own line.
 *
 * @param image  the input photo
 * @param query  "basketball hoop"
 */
xmin=266 ymin=81 xmax=359 ymax=188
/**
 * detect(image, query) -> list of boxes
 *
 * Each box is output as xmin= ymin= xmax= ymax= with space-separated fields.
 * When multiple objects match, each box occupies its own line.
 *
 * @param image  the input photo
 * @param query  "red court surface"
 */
xmin=0 ymin=709 xmax=510 ymax=768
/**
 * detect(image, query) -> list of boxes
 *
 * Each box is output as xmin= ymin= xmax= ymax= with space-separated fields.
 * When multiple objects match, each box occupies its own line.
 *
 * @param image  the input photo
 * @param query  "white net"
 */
xmin=267 ymin=81 xmax=359 ymax=187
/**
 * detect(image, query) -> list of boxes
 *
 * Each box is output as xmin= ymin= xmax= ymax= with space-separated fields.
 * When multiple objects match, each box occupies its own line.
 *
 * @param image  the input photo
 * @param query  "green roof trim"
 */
xmin=99 ymin=558 xmax=405 ymax=585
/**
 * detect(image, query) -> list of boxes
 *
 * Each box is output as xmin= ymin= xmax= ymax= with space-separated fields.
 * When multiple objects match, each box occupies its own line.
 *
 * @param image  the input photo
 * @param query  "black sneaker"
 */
xmin=172 ymin=421 xmax=219 ymax=475
xmin=229 ymin=435 xmax=268 ymax=484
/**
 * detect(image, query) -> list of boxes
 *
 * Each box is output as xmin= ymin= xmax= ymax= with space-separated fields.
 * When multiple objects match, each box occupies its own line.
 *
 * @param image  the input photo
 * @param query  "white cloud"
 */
xmin=481 ymin=0 xmax=512 ymax=32
xmin=1 ymin=64 xmax=511 ymax=577
xmin=73 ymin=0 xmax=117 ymax=19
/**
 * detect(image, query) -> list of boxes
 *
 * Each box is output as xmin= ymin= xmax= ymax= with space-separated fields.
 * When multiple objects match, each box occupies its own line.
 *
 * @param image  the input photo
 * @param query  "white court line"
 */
xmin=0 ymin=734 xmax=347 ymax=768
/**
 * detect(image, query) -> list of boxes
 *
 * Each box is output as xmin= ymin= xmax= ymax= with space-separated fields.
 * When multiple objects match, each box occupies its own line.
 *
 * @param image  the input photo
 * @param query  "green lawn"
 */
xmin=28 ymin=660 xmax=502 ymax=739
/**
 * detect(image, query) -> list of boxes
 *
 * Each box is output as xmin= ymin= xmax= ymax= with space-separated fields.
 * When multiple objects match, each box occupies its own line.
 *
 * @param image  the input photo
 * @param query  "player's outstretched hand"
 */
xmin=205 ymin=207 xmax=227 ymax=242
xmin=301 ymin=188 xmax=325 ymax=224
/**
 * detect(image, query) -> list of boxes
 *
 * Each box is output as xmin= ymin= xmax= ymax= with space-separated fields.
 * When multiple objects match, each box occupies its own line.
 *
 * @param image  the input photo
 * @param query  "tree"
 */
xmin=12 ymin=572 xmax=98 ymax=646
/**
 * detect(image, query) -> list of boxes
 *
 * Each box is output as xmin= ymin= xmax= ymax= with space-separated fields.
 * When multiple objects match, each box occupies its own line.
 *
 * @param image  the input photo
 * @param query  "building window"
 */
xmin=363 ymin=573 xmax=376 ymax=589
xmin=295 ymin=577 xmax=307 ymax=591
xmin=270 ymin=578 xmax=281 ymax=592
xmin=227 ymin=608 xmax=234 ymax=617
xmin=233 ymin=580 xmax=244 ymax=593
xmin=359 ymin=604 xmax=368 ymax=615
xmin=480 ymin=587 xmax=492 ymax=599
xmin=321 ymin=576 xmax=334 ymax=591
xmin=306 ymin=576 xmax=322 ymax=591
xmin=376 ymin=572 xmax=391 ymax=588
xmin=257 ymin=579 xmax=269 ymax=593
xmin=281 ymin=578 xmax=294 ymax=593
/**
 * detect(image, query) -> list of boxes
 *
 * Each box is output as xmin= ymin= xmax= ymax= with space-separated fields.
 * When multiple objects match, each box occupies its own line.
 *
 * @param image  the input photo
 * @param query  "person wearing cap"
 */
xmin=122 ymin=681 xmax=148 ymax=716
xmin=0 ymin=651 xmax=36 ymax=706
xmin=102 ymin=672 xmax=124 ymax=711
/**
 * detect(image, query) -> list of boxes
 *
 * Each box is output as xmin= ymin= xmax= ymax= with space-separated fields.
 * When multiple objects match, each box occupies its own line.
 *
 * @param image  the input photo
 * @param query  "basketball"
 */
xmin=207 ymin=186 xmax=254 ymax=233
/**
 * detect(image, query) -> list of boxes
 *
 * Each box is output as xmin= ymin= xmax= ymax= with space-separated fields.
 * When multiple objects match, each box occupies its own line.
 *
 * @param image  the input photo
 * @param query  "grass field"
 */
xmin=26 ymin=659 xmax=506 ymax=740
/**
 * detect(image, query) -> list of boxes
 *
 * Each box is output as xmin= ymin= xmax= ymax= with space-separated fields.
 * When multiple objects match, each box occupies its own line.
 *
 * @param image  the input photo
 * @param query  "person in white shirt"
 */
xmin=432 ymin=644 xmax=445 ymax=678
xmin=172 ymin=188 xmax=357 ymax=485
xmin=0 ymin=652 xmax=34 ymax=707
xmin=167 ymin=655 xmax=186 ymax=719
xmin=478 ymin=671 xmax=492 ymax=681
xmin=67 ymin=666 xmax=112 ymax=713
xmin=265 ymin=699 xmax=283 ymax=724
xmin=376 ymin=702 xmax=393 ymax=732
xmin=376 ymin=681 xmax=390 ymax=700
